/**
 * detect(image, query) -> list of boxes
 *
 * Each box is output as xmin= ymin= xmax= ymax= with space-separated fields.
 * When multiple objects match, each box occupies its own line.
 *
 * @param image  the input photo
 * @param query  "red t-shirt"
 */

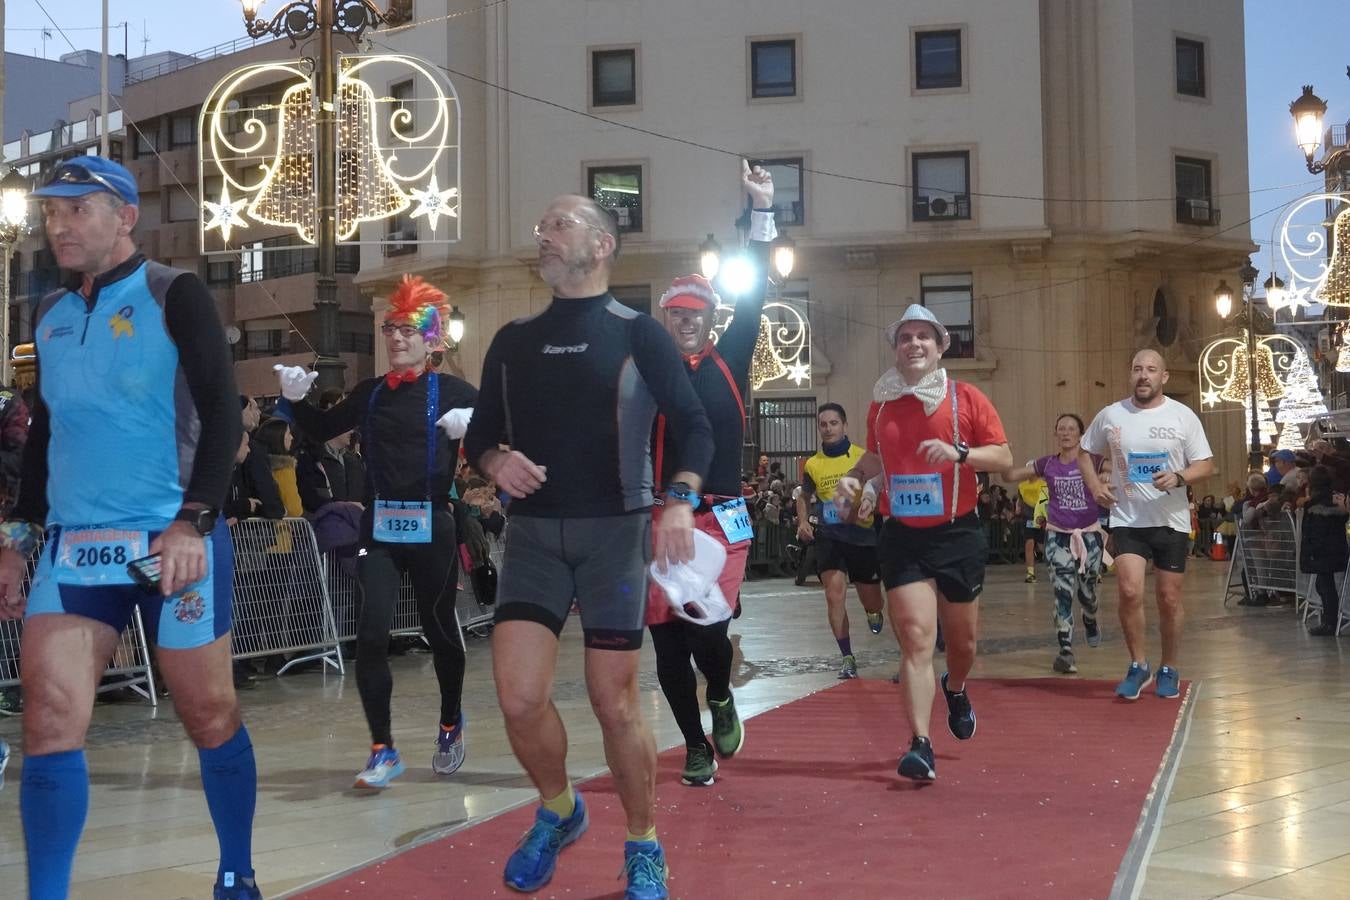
xmin=866 ymin=380 xmax=1008 ymax=528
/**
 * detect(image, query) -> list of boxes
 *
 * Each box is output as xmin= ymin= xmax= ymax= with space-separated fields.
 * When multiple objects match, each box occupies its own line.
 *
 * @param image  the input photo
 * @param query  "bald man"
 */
xmin=1078 ymin=350 xmax=1215 ymax=701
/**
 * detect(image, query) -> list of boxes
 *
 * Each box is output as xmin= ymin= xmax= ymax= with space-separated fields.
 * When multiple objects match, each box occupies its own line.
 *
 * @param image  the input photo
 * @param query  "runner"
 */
xmin=1017 ymin=473 xmax=1047 ymax=583
xmin=796 ymin=404 xmax=886 ymax=680
xmin=647 ymin=161 xmax=775 ymax=787
xmin=1079 ymin=349 xmax=1215 ymax=700
xmin=0 ymin=157 xmax=258 ymax=899
xmin=276 ymin=275 xmax=478 ymax=787
xmin=1002 ymin=414 xmax=1110 ymax=674
xmin=464 ymin=194 xmax=713 ymax=900
xmin=834 ymin=304 xmax=1011 ymax=782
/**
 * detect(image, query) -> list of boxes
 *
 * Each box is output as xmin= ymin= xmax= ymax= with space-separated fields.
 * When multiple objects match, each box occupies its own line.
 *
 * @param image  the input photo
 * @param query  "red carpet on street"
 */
xmin=296 ymin=677 xmax=1187 ymax=899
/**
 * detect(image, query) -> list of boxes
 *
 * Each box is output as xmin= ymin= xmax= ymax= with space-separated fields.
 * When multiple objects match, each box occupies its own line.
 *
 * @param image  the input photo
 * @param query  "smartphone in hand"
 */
xmin=126 ymin=553 xmax=163 ymax=592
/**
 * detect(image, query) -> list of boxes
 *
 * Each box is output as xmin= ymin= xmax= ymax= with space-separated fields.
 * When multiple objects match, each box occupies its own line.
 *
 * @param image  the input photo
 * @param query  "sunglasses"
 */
xmin=49 ymin=163 xmax=124 ymax=199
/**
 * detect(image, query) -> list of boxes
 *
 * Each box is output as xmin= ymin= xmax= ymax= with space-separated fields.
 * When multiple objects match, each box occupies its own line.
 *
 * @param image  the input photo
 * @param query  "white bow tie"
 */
xmin=873 ymin=367 xmax=948 ymax=415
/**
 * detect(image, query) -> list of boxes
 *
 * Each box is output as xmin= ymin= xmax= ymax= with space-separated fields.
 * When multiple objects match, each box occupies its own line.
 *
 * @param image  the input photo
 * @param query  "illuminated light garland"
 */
xmin=202 ymin=183 xmax=249 ymax=242
xmin=407 ymin=173 xmax=459 ymax=230
xmin=1319 ymin=205 xmax=1350 ymax=306
xmin=1273 ymin=192 xmax=1350 ymax=314
xmin=1218 ymin=342 xmax=1285 ymax=403
xmin=1276 ymin=421 xmax=1306 ymax=452
xmin=1273 ymin=345 xmax=1329 ymax=425
xmin=711 ymin=298 xmax=811 ymax=390
xmin=1199 ymin=333 xmax=1308 ymax=408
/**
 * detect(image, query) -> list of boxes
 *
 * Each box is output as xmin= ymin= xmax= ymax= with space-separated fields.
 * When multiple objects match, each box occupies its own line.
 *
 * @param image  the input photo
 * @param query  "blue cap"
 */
xmin=1270 ymin=449 xmax=1296 ymax=462
xmin=31 ymin=156 xmax=139 ymax=206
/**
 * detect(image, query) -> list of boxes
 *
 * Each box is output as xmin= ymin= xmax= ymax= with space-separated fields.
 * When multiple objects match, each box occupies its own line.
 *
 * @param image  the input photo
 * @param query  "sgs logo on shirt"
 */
xmin=1148 ymin=426 xmax=1179 ymax=440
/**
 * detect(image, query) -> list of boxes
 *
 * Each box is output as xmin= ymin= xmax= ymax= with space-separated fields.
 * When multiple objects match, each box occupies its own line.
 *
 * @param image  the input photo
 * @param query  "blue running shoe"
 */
xmin=504 ymin=791 xmax=589 ymax=892
xmin=622 ymin=840 xmax=669 ymax=900
xmin=1115 ymin=661 xmax=1153 ymax=701
xmin=941 ymin=672 xmax=976 ymax=740
xmin=213 ymin=871 xmax=263 ymax=899
xmin=0 ymin=737 xmax=9 ymax=791
xmin=354 ymin=745 xmax=404 ymax=789
xmin=1155 ymin=666 xmax=1180 ymax=699
xmin=866 ymin=611 xmax=883 ymax=635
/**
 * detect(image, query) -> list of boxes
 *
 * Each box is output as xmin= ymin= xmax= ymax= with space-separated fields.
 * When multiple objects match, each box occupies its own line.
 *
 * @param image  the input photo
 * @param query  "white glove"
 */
xmin=273 ymin=364 xmax=318 ymax=402
xmin=436 ymin=407 xmax=473 ymax=440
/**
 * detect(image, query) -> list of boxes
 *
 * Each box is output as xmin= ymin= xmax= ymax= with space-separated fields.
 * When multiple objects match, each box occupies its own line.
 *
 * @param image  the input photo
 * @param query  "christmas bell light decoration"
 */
xmin=750 ymin=315 xmax=789 ymax=389
xmin=1337 ymin=327 xmax=1350 ymax=373
xmin=1219 ymin=342 xmax=1286 ymax=404
xmin=1318 ymin=206 xmax=1350 ymax=306
xmin=248 ymin=82 xmax=319 ymax=240
xmin=335 ymin=76 xmax=410 ymax=240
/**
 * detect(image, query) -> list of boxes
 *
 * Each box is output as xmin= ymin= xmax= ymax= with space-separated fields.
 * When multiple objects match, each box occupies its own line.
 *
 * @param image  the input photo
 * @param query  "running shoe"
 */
xmin=1083 ymin=615 xmax=1101 ymax=648
xmin=1115 ymin=661 xmax=1153 ymax=701
xmin=213 ymin=872 xmax=263 ymax=900
xmin=504 ymin=792 xmax=589 ymax=892
xmin=622 ymin=840 xmax=669 ymax=900
xmin=866 ymin=611 xmax=884 ymax=634
xmin=709 ymin=695 xmax=744 ymax=759
xmin=433 ymin=713 xmax=466 ymax=776
xmin=1025 ymin=568 xmax=1037 ymax=584
xmin=0 ymin=687 xmax=20 ymax=716
xmin=837 ymin=654 xmax=858 ymax=680
xmin=354 ymin=745 xmax=404 ymax=789
xmin=897 ymin=735 xmax=936 ymax=781
xmin=680 ymin=744 xmax=717 ymax=787
xmin=941 ymin=672 xmax=976 ymax=740
xmin=1052 ymin=649 xmax=1078 ymax=674
xmin=1155 ymin=666 xmax=1180 ymax=699
xmin=0 ymin=738 xmax=9 ymax=791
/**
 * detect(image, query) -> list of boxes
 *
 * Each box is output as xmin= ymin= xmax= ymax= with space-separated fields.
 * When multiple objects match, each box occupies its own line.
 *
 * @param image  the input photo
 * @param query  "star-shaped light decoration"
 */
xmin=408 ymin=175 xmax=459 ymax=231
xmin=1201 ymin=388 xmax=1221 ymax=408
xmin=202 ymin=185 xmax=249 ymax=243
xmin=787 ymin=361 xmax=811 ymax=386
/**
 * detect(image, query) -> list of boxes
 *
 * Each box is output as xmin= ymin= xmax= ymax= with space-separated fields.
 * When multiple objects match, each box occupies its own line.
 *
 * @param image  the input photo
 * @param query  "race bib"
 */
xmin=889 ymin=473 xmax=943 ymax=518
xmin=1127 ymin=451 xmax=1168 ymax=485
xmin=373 ymin=500 xmax=432 ymax=543
xmin=821 ymin=502 xmax=841 ymax=525
xmin=55 ymin=527 xmax=146 ymax=586
xmin=712 ymin=498 xmax=754 ymax=544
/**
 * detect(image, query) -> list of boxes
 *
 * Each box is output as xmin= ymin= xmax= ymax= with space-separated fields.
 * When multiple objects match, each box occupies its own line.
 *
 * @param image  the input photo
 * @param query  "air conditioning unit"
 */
xmin=914 ymin=195 xmax=966 ymax=221
xmin=1186 ymin=199 xmax=1211 ymax=220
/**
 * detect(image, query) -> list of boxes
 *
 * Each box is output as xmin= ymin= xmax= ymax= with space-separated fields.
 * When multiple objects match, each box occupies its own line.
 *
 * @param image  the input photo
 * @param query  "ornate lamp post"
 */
xmin=1216 ymin=261 xmax=1268 ymax=471
xmin=1290 ymin=78 xmax=1350 ymax=181
xmin=0 ymin=169 xmax=31 ymax=387
xmin=236 ymin=0 xmax=413 ymax=392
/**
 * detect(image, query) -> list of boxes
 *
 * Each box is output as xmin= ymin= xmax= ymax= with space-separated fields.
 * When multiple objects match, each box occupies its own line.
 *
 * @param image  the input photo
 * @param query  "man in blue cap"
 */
xmin=1266 ymin=449 xmax=1298 ymax=488
xmin=0 ymin=157 xmax=260 ymax=899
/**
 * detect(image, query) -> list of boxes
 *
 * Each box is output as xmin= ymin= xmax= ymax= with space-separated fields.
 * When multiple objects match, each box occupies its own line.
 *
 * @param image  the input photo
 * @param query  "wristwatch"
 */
xmin=1174 ymin=472 xmax=1187 ymax=487
xmin=954 ymin=441 xmax=971 ymax=464
xmin=664 ymin=481 xmax=701 ymax=510
xmin=175 ymin=507 xmax=218 ymax=536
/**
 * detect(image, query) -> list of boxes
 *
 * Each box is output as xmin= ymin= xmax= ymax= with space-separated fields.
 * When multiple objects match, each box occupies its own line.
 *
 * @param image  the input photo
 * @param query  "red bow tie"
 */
xmin=385 ymin=369 xmax=421 ymax=389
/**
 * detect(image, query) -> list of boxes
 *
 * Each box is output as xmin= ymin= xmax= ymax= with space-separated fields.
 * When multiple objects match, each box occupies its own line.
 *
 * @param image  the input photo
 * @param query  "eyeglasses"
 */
xmin=380 ymin=323 xmax=421 ymax=338
xmin=532 ymin=215 xmax=600 ymax=241
xmin=49 ymin=163 xmax=123 ymax=199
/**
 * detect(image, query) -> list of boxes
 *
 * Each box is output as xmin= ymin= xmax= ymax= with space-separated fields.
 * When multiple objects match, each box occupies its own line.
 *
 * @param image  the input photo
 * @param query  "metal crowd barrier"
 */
xmin=0 ymin=538 xmax=158 ymax=705
xmin=746 ymin=520 xmax=793 ymax=578
xmin=1231 ymin=511 xmax=1300 ymax=605
xmin=229 ymin=517 xmax=343 ymax=676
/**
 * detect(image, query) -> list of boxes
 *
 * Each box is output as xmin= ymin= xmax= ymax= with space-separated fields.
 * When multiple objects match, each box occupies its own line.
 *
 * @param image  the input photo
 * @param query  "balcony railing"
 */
xmin=1176 ymin=197 xmax=1220 ymax=227
xmin=945 ymin=323 xmax=975 ymax=359
xmin=238 ymin=253 xmax=360 ymax=284
xmin=1326 ymin=123 xmax=1348 ymax=150
xmin=124 ymin=36 xmax=279 ymax=85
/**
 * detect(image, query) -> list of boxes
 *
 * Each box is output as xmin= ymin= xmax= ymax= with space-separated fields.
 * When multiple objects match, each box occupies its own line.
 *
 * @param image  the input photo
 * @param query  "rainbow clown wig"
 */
xmin=386 ymin=274 xmax=450 ymax=349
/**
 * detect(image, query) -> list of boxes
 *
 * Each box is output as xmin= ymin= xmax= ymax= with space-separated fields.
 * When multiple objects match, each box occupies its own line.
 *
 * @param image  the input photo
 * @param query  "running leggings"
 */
xmin=649 ymin=618 xmax=733 ymax=752
xmin=356 ymin=508 xmax=465 ymax=746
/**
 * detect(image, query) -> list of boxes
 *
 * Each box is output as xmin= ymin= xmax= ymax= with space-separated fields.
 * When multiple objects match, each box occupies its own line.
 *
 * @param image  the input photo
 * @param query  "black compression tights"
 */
xmin=355 ymin=513 xmax=465 ymax=747
xmin=649 ymin=618 xmax=733 ymax=752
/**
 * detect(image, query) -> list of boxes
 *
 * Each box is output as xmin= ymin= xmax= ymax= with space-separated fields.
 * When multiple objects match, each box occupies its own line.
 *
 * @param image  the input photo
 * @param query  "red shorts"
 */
xmin=645 ymin=503 xmax=750 ymax=626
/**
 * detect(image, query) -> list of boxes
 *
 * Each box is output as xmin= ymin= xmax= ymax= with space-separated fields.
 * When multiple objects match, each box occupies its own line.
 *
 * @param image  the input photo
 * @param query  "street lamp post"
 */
xmin=237 ymin=0 xmax=412 ymax=393
xmin=1290 ymin=78 xmax=1350 ymax=183
xmin=1216 ymin=262 xmax=1266 ymax=472
xmin=0 ymin=169 xmax=31 ymax=388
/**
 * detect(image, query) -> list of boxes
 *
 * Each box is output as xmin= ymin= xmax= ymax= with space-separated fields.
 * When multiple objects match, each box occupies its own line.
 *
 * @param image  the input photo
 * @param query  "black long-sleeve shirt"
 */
xmin=284 ymin=371 xmax=477 ymax=508
xmin=464 ymin=294 xmax=714 ymax=518
xmin=655 ymin=241 xmax=770 ymax=498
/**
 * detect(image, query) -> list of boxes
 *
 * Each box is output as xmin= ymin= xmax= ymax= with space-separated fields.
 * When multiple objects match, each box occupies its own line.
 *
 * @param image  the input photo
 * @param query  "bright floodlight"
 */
xmin=717 ymin=254 xmax=756 ymax=297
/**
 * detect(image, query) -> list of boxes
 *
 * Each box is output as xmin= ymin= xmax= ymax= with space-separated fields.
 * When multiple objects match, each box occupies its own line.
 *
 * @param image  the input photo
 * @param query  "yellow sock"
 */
xmin=542 ymin=783 xmax=575 ymax=819
xmin=626 ymin=825 xmax=657 ymax=844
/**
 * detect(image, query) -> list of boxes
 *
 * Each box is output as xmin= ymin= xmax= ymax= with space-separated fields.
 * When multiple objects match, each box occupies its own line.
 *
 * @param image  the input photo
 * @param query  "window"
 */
xmin=167 ymin=187 xmax=199 ymax=223
xmin=134 ymin=124 xmax=158 ymax=159
xmin=108 ymin=140 xmax=123 ymax=163
xmin=920 ymin=273 xmax=974 ymax=359
xmin=390 ymin=79 xmax=415 ymax=136
xmin=384 ymin=211 xmax=417 ymax=257
xmin=749 ymin=156 xmax=805 ymax=226
xmin=591 ymin=48 xmax=637 ymax=107
xmin=1175 ymin=156 xmax=1217 ymax=225
xmin=245 ymin=328 xmax=287 ymax=356
xmin=206 ymin=260 xmax=234 ymax=286
xmin=170 ymin=113 xmax=196 ymax=148
xmin=611 ymin=284 xmax=651 ymax=316
xmin=912 ymin=151 xmax=971 ymax=221
xmin=1175 ymin=38 xmax=1205 ymax=98
xmin=587 ymin=164 xmax=644 ymax=233
xmin=915 ymin=30 xmax=962 ymax=90
xmin=750 ymin=39 xmax=797 ymax=99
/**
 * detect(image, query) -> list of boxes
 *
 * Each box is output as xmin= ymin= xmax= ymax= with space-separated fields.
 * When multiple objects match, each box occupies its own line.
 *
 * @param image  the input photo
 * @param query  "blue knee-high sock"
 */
xmin=837 ymin=637 xmax=852 ymax=657
xmin=21 ymin=748 xmax=89 ymax=900
xmin=198 ymin=725 xmax=257 ymax=883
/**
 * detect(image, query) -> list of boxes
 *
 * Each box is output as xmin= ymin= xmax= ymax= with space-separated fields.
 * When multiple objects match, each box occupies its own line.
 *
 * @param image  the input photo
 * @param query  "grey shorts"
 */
xmin=495 ymin=512 xmax=652 ymax=650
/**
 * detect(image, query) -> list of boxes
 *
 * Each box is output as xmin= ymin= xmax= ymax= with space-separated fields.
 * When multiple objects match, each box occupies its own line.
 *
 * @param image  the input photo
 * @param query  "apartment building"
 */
xmin=356 ymin=0 xmax=1255 ymax=479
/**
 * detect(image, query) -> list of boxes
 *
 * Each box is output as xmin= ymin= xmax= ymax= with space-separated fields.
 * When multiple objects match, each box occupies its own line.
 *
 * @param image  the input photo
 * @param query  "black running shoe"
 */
xmin=941 ymin=672 xmax=976 ymax=740
xmin=897 ymin=735 xmax=936 ymax=781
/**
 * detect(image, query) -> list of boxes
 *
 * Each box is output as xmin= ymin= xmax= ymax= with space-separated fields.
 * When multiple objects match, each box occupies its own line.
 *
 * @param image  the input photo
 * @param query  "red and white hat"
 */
xmin=658 ymin=274 xmax=721 ymax=312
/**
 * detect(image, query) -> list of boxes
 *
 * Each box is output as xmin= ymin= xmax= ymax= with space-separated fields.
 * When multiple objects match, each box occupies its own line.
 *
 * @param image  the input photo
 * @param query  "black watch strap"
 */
xmin=176 ymin=507 xmax=217 ymax=535
xmin=955 ymin=441 xmax=971 ymax=463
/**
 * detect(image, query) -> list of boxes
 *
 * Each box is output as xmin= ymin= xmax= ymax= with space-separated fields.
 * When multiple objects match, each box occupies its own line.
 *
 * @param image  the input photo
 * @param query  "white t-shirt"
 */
xmin=1082 ymin=397 xmax=1213 ymax=534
